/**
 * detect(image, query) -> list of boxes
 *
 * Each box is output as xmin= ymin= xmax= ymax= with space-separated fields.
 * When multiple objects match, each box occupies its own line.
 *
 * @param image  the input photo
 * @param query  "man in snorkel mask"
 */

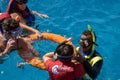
xmin=43 ymin=38 xmax=86 ymax=80
xmin=77 ymin=25 xmax=103 ymax=80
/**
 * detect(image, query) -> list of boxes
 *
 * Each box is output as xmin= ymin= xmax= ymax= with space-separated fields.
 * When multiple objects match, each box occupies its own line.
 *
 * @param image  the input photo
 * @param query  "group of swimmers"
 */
xmin=0 ymin=0 xmax=103 ymax=80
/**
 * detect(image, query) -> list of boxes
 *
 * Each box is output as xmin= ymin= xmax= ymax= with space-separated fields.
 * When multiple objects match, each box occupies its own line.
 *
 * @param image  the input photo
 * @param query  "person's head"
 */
xmin=79 ymin=30 xmax=96 ymax=52
xmin=2 ymin=18 xmax=22 ymax=38
xmin=55 ymin=42 xmax=74 ymax=62
xmin=16 ymin=0 xmax=28 ymax=10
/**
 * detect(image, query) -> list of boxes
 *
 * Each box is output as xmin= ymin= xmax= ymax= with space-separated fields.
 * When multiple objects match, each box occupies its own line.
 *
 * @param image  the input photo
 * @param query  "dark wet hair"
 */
xmin=2 ymin=18 xmax=19 ymax=32
xmin=55 ymin=42 xmax=74 ymax=61
xmin=79 ymin=30 xmax=97 ymax=47
xmin=82 ymin=30 xmax=96 ymax=41
xmin=16 ymin=0 xmax=28 ymax=4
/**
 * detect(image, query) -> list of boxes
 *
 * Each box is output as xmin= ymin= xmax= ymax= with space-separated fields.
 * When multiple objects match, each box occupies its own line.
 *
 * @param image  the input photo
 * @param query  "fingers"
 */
xmin=34 ymin=52 xmax=40 ymax=57
xmin=35 ymin=31 xmax=43 ymax=39
xmin=43 ymin=14 xmax=49 ymax=18
xmin=66 ymin=37 xmax=72 ymax=42
xmin=7 ymin=39 xmax=16 ymax=48
xmin=40 ymin=14 xmax=49 ymax=18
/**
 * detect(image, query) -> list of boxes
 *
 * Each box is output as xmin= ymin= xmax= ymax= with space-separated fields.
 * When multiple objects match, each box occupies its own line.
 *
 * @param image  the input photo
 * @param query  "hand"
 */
xmin=7 ymin=39 xmax=16 ymax=48
xmin=32 ymin=10 xmax=49 ymax=18
xmin=76 ymin=53 xmax=85 ymax=63
xmin=35 ymin=31 xmax=43 ymax=39
xmin=5 ymin=39 xmax=17 ymax=52
xmin=66 ymin=37 xmax=72 ymax=42
xmin=0 ymin=52 xmax=3 ymax=57
xmin=40 ymin=14 xmax=49 ymax=18
xmin=37 ymin=13 xmax=49 ymax=18
xmin=34 ymin=52 xmax=40 ymax=57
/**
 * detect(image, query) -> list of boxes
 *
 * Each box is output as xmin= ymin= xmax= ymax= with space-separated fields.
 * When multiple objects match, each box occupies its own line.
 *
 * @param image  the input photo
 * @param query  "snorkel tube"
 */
xmin=85 ymin=25 xmax=96 ymax=59
xmin=88 ymin=25 xmax=96 ymax=50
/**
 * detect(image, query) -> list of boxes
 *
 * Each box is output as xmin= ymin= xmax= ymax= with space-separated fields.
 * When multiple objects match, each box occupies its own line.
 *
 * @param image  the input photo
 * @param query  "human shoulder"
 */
xmin=44 ymin=58 xmax=55 ymax=70
xmin=90 ymin=50 xmax=103 ymax=67
xmin=93 ymin=50 xmax=103 ymax=58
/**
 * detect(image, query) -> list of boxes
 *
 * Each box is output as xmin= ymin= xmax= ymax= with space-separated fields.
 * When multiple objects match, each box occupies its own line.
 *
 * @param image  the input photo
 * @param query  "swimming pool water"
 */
xmin=0 ymin=0 xmax=120 ymax=80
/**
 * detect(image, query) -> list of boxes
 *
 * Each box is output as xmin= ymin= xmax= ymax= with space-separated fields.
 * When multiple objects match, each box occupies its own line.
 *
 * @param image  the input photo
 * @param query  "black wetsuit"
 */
xmin=83 ymin=50 xmax=103 ymax=79
xmin=78 ymin=47 xmax=103 ymax=80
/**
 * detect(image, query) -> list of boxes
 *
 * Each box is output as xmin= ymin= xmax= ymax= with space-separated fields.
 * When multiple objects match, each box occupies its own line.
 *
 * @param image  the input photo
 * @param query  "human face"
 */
xmin=17 ymin=3 xmax=27 ymax=11
xmin=79 ymin=35 xmax=92 ymax=52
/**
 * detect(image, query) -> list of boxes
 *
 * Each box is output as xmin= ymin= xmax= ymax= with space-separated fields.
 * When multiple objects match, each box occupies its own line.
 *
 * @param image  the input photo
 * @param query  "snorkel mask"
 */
xmin=79 ymin=38 xmax=92 ymax=48
xmin=88 ymin=25 xmax=98 ymax=48
xmin=79 ymin=25 xmax=97 ymax=48
xmin=16 ymin=0 xmax=28 ymax=4
xmin=56 ymin=53 xmax=74 ymax=59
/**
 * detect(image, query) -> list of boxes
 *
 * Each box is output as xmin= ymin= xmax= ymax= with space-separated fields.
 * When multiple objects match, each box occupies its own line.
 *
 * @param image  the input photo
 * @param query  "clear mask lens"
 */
xmin=79 ymin=39 xmax=90 ymax=48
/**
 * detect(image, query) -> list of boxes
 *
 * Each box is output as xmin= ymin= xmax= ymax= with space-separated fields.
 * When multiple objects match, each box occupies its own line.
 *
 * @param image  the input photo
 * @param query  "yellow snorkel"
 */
xmin=85 ymin=25 xmax=96 ymax=59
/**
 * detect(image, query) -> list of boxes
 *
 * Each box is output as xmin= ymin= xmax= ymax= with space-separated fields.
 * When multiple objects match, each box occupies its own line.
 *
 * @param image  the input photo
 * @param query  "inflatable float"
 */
xmin=19 ymin=32 xmax=76 ymax=70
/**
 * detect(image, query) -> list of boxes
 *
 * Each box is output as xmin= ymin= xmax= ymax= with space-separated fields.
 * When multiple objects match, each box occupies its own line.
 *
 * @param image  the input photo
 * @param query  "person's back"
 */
xmin=43 ymin=38 xmax=86 ymax=80
xmin=46 ymin=59 xmax=85 ymax=80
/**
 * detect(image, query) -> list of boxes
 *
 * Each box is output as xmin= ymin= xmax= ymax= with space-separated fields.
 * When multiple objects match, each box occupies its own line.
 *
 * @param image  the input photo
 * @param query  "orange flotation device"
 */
xmin=19 ymin=32 xmax=76 ymax=70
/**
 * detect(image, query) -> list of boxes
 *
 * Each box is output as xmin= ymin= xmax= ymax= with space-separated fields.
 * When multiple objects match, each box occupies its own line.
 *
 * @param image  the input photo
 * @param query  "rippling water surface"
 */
xmin=0 ymin=0 xmax=120 ymax=80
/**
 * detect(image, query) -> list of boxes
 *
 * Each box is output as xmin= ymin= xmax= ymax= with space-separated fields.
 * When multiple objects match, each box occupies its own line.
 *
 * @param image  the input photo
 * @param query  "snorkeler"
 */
xmin=76 ymin=25 xmax=103 ymax=80
xmin=43 ymin=37 xmax=86 ymax=80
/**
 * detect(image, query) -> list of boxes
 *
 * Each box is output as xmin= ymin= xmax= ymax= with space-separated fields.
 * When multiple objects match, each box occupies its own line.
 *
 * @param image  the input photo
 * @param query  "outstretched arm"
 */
xmin=19 ymin=22 xmax=42 ymax=38
xmin=10 ymin=12 xmax=42 ymax=38
xmin=32 ymin=10 xmax=49 ymax=18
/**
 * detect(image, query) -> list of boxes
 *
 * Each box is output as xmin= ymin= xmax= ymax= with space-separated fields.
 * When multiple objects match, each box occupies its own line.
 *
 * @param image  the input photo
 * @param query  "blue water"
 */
xmin=0 ymin=0 xmax=120 ymax=80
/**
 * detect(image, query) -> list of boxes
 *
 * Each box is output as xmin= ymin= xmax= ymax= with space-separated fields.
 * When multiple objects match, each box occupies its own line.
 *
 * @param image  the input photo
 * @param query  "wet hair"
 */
xmin=82 ymin=30 xmax=92 ymax=38
xmin=55 ymin=42 xmax=74 ymax=61
xmin=82 ymin=30 xmax=96 ymax=44
xmin=16 ymin=0 xmax=28 ymax=4
xmin=2 ymin=18 xmax=19 ymax=32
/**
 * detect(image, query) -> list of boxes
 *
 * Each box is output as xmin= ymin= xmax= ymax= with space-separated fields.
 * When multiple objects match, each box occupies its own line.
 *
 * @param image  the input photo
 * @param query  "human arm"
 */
xmin=31 ymin=10 xmax=49 ymax=18
xmin=10 ymin=13 xmax=42 ymax=38
xmin=18 ymin=38 xmax=40 ymax=57
xmin=19 ymin=22 xmax=42 ymax=38
xmin=82 ymin=57 xmax=103 ymax=79
xmin=43 ymin=52 xmax=54 ymax=63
